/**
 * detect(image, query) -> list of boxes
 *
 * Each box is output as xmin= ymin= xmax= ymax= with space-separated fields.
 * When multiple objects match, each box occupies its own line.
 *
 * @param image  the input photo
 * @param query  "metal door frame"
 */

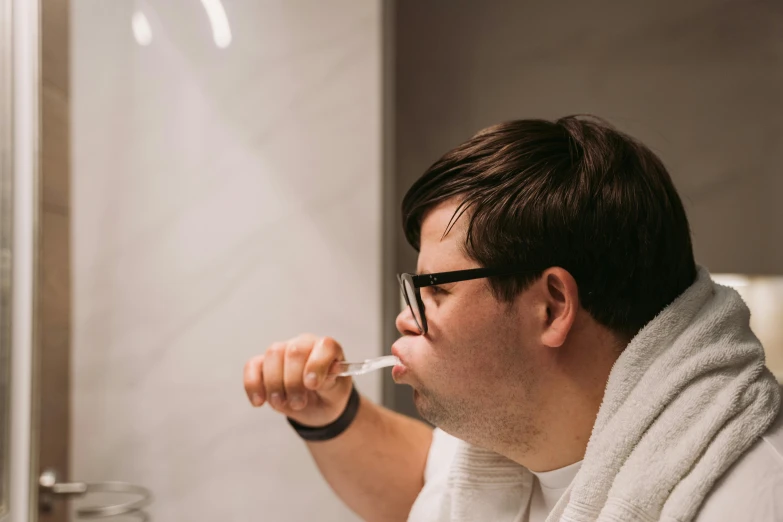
xmin=2 ymin=0 xmax=42 ymax=521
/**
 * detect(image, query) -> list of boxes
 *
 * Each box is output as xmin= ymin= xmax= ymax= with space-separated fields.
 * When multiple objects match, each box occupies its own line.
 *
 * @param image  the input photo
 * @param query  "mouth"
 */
xmin=391 ymin=345 xmax=409 ymax=381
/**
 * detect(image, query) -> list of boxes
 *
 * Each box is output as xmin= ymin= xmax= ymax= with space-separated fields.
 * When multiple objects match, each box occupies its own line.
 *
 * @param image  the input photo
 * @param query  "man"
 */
xmin=243 ymin=116 xmax=783 ymax=522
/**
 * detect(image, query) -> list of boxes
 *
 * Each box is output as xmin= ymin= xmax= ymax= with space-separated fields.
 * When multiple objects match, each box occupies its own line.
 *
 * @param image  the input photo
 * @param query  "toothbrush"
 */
xmin=331 ymin=355 xmax=400 ymax=377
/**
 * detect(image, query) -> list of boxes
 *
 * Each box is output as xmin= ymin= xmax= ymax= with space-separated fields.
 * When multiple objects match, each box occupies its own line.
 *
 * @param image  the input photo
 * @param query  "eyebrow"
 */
xmin=417 ymin=268 xmax=465 ymax=276
xmin=416 ymin=269 xmax=450 ymax=278
xmin=416 ymin=269 xmax=458 ymax=285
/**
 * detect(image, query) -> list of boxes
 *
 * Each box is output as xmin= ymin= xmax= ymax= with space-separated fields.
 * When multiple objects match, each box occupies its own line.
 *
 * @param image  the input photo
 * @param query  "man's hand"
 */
xmin=244 ymin=334 xmax=353 ymax=427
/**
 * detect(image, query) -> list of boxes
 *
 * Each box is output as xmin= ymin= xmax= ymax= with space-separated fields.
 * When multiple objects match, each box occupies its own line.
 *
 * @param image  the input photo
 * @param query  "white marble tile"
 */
xmin=72 ymin=1 xmax=381 ymax=520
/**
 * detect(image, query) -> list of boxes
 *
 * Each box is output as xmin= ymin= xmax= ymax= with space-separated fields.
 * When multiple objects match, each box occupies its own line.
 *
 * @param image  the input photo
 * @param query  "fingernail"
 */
xmin=289 ymin=395 xmax=304 ymax=410
xmin=270 ymin=393 xmax=283 ymax=406
xmin=305 ymin=373 xmax=318 ymax=387
xmin=251 ymin=393 xmax=263 ymax=406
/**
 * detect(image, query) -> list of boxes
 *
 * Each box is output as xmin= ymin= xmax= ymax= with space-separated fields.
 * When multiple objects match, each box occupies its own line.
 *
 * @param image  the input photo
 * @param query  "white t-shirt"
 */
xmin=410 ymin=405 xmax=783 ymax=521
xmin=526 ymin=460 xmax=582 ymax=521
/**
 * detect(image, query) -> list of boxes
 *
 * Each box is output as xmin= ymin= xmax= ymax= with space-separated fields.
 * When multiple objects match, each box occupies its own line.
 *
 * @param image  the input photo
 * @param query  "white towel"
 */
xmin=428 ymin=266 xmax=782 ymax=522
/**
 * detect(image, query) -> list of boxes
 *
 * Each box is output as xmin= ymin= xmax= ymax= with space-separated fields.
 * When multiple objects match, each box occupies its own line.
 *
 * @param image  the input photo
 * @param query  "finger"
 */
xmin=243 ymin=354 xmax=266 ymax=407
xmin=284 ymin=337 xmax=312 ymax=411
xmin=263 ymin=342 xmax=287 ymax=411
xmin=304 ymin=336 xmax=345 ymax=391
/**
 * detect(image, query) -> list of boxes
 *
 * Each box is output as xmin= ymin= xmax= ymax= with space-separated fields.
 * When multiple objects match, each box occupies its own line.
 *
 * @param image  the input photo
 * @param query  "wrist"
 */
xmin=287 ymin=385 xmax=360 ymax=442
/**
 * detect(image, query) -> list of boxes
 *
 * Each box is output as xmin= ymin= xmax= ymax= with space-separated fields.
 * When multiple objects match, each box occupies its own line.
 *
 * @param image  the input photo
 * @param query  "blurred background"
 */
xmin=1 ymin=1 xmax=781 ymax=521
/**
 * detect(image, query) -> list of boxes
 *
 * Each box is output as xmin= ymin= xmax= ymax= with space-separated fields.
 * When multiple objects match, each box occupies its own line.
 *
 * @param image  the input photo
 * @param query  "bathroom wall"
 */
xmin=391 ymin=0 xmax=783 ymax=415
xmin=71 ymin=1 xmax=381 ymax=520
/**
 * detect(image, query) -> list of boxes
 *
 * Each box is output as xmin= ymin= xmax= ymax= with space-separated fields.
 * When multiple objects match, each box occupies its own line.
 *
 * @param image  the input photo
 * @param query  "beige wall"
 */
xmin=71 ymin=1 xmax=381 ymax=520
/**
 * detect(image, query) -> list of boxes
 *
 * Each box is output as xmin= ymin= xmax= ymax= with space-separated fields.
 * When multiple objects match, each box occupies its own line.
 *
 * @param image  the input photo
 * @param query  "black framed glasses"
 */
xmin=397 ymin=267 xmax=542 ymax=334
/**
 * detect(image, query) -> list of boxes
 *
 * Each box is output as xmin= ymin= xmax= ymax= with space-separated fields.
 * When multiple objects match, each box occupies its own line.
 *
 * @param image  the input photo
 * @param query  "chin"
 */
xmin=411 ymin=389 xmax=440 ymax=425
xmin=409 ymin=388 xmax=425 ymax=414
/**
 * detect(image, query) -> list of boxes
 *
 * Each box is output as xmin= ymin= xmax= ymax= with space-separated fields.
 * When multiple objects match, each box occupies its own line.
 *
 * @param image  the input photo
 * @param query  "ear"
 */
xmin=539 ymin=268 xmax=579 ymax=348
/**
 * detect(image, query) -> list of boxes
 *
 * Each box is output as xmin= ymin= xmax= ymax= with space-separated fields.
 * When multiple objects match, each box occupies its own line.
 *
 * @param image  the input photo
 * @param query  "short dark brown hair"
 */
xmin=402 ymin=115 xmax=697 ymax=339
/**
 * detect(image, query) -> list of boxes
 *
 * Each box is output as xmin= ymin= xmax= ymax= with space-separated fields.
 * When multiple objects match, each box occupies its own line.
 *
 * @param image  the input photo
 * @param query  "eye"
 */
xmin=428 ymin=285 xmax=448 ymax=296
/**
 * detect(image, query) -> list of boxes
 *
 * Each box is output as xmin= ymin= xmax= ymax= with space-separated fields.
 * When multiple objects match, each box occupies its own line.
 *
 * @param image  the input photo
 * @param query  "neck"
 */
xmin=497 ymin=331 xmax=623 ymax=472
xmin=505 ymin=378 xmax=602 ymax=472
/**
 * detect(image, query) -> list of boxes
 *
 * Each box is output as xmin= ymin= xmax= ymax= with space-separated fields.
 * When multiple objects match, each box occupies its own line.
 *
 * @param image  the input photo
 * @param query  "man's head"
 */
xmin=392 ymin=115 xmax=697 ymax=467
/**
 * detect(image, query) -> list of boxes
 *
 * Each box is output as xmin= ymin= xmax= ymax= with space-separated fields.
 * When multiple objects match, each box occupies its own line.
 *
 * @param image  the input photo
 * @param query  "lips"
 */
xmin=391 ymin=345 xmax=409 ymax=381
xmin=391 ymin=345 xmax=406 ymax=366
xmin=392 ymin=364 xmax=408 ymax=380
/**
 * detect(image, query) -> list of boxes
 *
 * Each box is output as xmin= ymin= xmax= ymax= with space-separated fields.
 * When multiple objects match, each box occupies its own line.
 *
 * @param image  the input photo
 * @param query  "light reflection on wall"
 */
xmin=200 ymin=0 xmax=232 ymax=48
xmin=130 ymin=1 xmax=232 ymax=50
xmin=713 ymin=274 xmax=783 ymax=383
xmin=131 ymin=10 xmax=152 ymax=46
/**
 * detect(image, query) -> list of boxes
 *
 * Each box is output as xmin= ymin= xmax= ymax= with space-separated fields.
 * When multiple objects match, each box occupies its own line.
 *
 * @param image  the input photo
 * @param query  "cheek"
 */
xmin=441 ymin=303 xmax=534 ymax=380
xmin=417 ymin=307 xmax=508 ymax=382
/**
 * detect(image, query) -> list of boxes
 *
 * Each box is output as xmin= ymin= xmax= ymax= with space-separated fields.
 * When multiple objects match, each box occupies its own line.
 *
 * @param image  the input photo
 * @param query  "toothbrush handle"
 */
xmin=331 ymin=355 xmax=400 ymax=377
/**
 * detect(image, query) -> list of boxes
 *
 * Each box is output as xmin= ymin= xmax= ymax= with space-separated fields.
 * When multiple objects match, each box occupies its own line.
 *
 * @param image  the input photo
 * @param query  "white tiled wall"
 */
xmin=71 ymin=2 xmax=381 ymax=520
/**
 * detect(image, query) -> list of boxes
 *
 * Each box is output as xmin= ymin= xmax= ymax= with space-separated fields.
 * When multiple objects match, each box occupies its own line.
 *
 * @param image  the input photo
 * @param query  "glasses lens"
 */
xmin=402 ymin=277 xmax=424 ymax=333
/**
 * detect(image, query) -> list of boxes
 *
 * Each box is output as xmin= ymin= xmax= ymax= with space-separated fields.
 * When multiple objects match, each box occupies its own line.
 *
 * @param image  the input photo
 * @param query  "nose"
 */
xmin=396 ymin=306 xmax=420 ymax=336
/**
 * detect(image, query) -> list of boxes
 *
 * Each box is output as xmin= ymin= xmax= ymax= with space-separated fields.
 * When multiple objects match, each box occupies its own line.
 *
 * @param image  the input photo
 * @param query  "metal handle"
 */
xmin=39 ymin=468 xmax=153 ymax=519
